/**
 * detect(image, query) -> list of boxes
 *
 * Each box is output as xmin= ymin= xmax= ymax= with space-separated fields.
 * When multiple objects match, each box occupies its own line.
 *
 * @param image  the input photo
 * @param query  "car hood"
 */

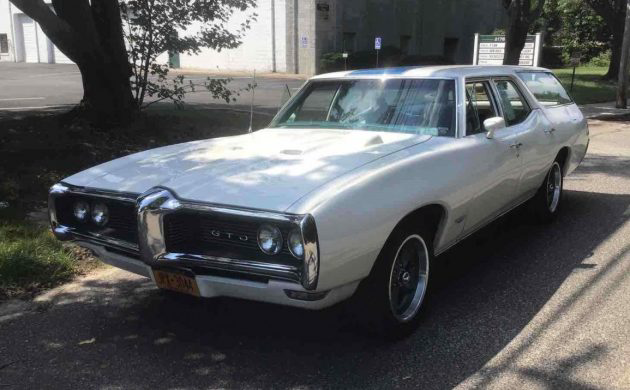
xmin=64 ymin=128 xmax=431 ymax=211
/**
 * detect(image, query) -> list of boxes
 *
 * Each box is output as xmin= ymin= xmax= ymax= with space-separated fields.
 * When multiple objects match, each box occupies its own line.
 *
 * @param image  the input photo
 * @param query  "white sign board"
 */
xmin=375 ymin=37 xmax=382 ymax=50
xmin=300 ymin=36 xmax=308 ymax=48
xmin=473 ymin=33 xmax=541 ymax=67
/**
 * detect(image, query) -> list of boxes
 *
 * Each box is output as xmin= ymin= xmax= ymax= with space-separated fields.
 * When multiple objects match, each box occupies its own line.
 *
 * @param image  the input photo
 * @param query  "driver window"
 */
xmin=465 ymin=81 xmax=498 ymax=136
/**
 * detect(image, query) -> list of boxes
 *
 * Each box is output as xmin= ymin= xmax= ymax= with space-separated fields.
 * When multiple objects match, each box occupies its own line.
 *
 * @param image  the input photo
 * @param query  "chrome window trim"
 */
xmin=49 ymin=183 xmax=320 ymax=290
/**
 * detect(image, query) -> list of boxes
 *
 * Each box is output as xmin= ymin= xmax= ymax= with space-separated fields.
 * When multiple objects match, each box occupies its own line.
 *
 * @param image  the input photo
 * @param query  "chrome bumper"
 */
xmin=76 ymin=241 xmax=358 ymax=309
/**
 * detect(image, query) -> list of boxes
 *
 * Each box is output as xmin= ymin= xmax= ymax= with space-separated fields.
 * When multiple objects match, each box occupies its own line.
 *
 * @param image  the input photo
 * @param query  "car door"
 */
xmin=515 ymin=71 xmax=584 ymax=194
xmin=457 ymin=79 xmax=523 ymax=236
xmin=490 ymin=77 xmax=555 ymax=200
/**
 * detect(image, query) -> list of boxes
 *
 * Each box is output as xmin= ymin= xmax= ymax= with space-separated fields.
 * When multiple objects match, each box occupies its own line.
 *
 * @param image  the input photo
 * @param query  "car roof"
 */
xmin=311 ymin=65 xmax=551 ymax=80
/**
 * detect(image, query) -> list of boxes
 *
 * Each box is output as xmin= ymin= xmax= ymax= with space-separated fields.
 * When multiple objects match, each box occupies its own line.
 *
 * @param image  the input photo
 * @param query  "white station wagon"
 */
xmin=49 ymin=65 xmax=589 ymax=336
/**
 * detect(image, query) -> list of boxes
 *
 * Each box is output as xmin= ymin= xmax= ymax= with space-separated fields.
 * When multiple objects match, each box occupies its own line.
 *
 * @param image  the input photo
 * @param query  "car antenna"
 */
xmin=248 ymin=69 xmax=256 ymax=133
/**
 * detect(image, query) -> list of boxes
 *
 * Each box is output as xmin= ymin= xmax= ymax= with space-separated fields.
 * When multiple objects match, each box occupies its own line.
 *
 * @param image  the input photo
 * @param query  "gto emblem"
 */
xmin=210 ymin=229 xmax=249 ymax=242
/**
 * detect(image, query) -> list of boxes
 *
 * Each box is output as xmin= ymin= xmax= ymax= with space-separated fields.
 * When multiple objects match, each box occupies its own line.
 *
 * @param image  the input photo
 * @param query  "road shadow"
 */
xmin=1 ymin=179 xmax=628 ymax=389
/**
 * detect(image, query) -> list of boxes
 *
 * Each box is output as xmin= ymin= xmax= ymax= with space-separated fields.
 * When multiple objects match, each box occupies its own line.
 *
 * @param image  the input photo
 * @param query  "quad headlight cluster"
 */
xmin=72 ymin=200 xmax=109 ymax=226
xmin=257 ymin=224 xmax=304 ymax=259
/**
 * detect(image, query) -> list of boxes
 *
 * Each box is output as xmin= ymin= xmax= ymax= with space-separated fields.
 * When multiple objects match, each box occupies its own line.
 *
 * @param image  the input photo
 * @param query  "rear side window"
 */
xmin=493 ymin=79 xmax=531 ymax=127
xmin=517 ymin=72 xmax=572 ymax=106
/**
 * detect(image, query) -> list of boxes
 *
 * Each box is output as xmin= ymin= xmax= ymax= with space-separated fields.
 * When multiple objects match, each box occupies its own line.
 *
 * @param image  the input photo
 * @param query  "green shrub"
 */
xmin=585 ymin=50 xmax=610 ymax=68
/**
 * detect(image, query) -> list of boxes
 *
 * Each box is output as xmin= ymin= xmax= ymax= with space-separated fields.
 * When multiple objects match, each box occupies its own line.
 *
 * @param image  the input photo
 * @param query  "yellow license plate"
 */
xmin=153 ymin=270 xmax=200 ymax=297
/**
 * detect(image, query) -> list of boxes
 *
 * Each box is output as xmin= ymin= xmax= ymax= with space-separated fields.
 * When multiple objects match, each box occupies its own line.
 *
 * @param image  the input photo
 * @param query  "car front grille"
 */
xmin=164 ymin=210 xmax=298 ymax=267
xmin=55 ymin=194 xmax=138 ymax=247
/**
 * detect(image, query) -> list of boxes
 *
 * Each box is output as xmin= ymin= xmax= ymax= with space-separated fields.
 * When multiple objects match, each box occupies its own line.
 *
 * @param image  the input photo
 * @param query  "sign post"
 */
xmin=375 ymin=36 xmax=382 ymax=67
xmin=343 ymin=52 xmax=349 ymax=70
xmin=569 ymin=52 xmax=582 ymax=93
xmin=473 ymin=33 xmax=542 ymax=66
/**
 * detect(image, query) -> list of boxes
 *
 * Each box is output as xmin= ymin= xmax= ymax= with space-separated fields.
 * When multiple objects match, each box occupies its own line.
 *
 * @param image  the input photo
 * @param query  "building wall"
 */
xmin=0 ymin=0 xmax=15 ymax=62
xmin=331 ymin=0 xmax=505 ymax=66
xmin=0 ymin=0 xmax=74 ymax=64
xmin=176 ymin=0 xmax=286 ymax=73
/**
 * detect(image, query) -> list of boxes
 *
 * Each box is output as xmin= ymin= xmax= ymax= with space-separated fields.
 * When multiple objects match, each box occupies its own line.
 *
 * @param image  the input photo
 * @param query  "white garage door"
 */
xmin=21 ymin=16 xmax=38 ymax=63
xmin=53 ymin=45 xmax=73 ymax=64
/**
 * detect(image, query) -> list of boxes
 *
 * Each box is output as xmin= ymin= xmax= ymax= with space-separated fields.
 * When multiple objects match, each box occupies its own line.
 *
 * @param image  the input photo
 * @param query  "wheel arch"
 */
xmin=556 ymin=146 xmax=571 ymax=176
xmin=388 ymin=203 xmax=448 ymax=255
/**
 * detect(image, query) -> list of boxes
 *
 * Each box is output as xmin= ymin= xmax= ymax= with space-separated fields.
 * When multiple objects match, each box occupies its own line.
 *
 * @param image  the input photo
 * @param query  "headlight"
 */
xmin=288 ymin=229 xmax=304 ymax=259
xmin=257 ymin=224 xmax=282 ymax=255
xmin=91 ymin=202 xmax=109 ymax=226
xmin=73 ymin=201 xmax=90 ymax=222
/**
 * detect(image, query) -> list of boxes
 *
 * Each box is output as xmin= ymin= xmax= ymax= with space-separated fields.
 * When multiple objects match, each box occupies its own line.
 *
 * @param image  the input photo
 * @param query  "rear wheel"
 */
xmin=532 ymin=161 xmax=563 ymax=223
xmin=354 ymin=222 xmax=433 ymax=338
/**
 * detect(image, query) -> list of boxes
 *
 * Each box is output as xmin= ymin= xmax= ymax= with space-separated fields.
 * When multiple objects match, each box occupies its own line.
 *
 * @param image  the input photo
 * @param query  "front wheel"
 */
xmin=354 ymin=223 xmax=433 ymax=338
xmin=531 ymin=161 xmax=563 ymax=223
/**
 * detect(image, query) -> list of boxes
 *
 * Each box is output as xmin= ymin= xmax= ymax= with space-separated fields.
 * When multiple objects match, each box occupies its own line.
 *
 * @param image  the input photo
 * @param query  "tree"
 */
xmin=9 ymin=0 xmax=135 ymax=124
xmin=9 ymin=0 xmax=257 ymax=124
xmin=535 ymin=0 xmax=611 ymax=64
xmin=586 ymin=0 xmax=627 ymax=79
xmin=616 ymin=0 xmax=630 ymax=108
xmin=503 ymin=0 xmax=545 ymax=65
xmin=121 ymin=0 xmax=256 ymax=109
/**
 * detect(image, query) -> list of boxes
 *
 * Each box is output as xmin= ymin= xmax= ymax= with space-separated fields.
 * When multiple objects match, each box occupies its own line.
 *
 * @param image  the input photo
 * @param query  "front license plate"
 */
xmin=153 ymin=270 xmax=200 ymax=297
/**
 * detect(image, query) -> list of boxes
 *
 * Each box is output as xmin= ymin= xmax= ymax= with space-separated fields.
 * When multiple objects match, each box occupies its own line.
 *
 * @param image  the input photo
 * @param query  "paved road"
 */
xmin=0 ymin=63 xmax=305 ymax=114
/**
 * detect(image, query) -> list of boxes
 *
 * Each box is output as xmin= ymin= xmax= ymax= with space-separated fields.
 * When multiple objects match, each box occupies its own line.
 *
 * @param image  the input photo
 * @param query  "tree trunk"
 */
xmin=503 ymin=0 xmax=544 ymax=65
xmin=607 ymin=19 xmax=624 ymax=79
xmin=9 ymin=0 xmax=135 ymax=125
xmin=616 ymin=0 xmax=630 ymax=108
xmin=504 ymin=5 xmax=529 ymax=65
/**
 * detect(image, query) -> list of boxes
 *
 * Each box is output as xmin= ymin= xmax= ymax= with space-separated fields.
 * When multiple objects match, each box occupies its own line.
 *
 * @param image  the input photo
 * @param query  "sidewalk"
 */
xmin=579 ymin=101 xmax=630 ymax=119
xmin=169 ymin=68 xmax=309 ymax=80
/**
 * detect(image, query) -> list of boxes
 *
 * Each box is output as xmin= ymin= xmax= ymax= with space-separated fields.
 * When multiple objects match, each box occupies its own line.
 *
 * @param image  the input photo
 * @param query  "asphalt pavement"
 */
xmin=1 ymin=64 xmax=629 ymax=389
xmin=0 ymin=63 xmax=305 ymax=115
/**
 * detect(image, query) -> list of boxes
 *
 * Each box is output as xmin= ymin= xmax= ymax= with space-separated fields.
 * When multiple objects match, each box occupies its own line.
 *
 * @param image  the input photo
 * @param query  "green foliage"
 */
xmin=0 ymin=219 xmax=77 ymax=298
xmin=585 ymin=50 xmax=611 ymax=67
xmin=320 ymin=52 xmax=346 ymax=73
xmin=537 ymin=0 xmax=610 ymax=65
xmin=120 ymin=0 xmax=257 ymax=108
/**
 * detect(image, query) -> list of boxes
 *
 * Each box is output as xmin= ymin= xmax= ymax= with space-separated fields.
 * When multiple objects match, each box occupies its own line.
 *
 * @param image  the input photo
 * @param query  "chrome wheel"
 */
xmin=546 ymin=162 xmax=562 ymax=213
xmin=388 ymin=234 xmax=429 ymax=323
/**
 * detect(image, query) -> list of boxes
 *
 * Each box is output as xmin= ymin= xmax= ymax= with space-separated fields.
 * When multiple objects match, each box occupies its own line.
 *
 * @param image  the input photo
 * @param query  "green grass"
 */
xmin=552 ymin=66 xmax=617 ymax=105
xmin=0 ymin=217 xmax=84 ymax=299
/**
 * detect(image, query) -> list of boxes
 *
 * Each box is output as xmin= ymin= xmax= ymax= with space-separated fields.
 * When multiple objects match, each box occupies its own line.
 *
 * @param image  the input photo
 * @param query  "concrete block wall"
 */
xmin=178 ymin=0 xmax=287 ymax=73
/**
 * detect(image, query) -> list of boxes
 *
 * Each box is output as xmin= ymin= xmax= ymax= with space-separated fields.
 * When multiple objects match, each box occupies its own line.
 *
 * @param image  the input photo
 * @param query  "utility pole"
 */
xmin=617 ymin=0 xmax=630 ymax=109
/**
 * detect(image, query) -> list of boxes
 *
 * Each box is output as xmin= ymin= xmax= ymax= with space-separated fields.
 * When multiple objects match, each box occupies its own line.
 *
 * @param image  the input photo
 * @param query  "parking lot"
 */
xmin=0 ymin=64 xmax=629 ymax=389
xmin=0 ymin=63 xmax=304 ymax=117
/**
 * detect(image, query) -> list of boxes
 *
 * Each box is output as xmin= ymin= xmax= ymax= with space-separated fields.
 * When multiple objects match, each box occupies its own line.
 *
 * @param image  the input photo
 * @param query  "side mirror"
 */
xmin=483 ymin=117 xmax=506 ymax=139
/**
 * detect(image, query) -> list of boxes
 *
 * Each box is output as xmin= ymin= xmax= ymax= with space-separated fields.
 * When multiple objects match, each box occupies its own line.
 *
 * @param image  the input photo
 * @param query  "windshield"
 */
xmin=271 ymin=78 xmax=456 ymax=137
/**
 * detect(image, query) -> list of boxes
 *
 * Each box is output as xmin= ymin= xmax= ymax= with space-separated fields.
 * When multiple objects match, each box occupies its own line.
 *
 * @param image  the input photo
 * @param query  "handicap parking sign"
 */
xmin=375 ymin=37 xmax=382 ymax=50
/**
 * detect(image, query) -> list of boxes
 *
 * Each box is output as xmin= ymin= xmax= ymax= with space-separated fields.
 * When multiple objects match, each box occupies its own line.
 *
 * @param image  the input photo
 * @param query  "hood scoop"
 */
xmin=280 ymin=149 xmax=303 ymax=156
xmin=364 ymin=135 xmax=384 ymax=147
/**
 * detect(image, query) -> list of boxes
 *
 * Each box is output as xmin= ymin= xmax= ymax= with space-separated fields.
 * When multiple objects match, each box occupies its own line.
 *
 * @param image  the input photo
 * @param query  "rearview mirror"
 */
xmin=483 ymin=117 xmax=506 ymax=139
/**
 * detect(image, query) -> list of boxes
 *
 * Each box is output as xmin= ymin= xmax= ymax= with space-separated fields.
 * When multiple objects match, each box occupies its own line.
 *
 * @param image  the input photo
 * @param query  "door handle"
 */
xmin=510 ymin=142 xmax=523 ymax=149
xmin=544 ymin=128 xmax=556 ymax=134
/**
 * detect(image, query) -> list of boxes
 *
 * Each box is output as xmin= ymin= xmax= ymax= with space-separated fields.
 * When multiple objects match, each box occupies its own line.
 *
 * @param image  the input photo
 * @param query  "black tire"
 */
xmin=353 ymin=221 xmax=434 ymax=339
xmin=531 ymin=160 xmax=564 ymax=223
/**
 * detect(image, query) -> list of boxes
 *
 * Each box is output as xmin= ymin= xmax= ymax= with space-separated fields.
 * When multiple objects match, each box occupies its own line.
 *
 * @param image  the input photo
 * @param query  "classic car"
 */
xmin=49 ymin=65 xmax=589 ymax=335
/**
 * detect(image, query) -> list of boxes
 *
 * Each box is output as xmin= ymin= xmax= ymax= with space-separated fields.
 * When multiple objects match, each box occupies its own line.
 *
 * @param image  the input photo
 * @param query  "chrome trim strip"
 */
xmin=160 ymin=253 xmax=301 ymax=283
xmin=300 ymin=214 xmax=319 ymax=290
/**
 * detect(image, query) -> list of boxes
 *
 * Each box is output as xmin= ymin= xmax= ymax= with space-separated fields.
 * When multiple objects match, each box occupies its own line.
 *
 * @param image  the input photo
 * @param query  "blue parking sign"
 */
xmin=375 ymin=37 xmax=382 ymax=50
